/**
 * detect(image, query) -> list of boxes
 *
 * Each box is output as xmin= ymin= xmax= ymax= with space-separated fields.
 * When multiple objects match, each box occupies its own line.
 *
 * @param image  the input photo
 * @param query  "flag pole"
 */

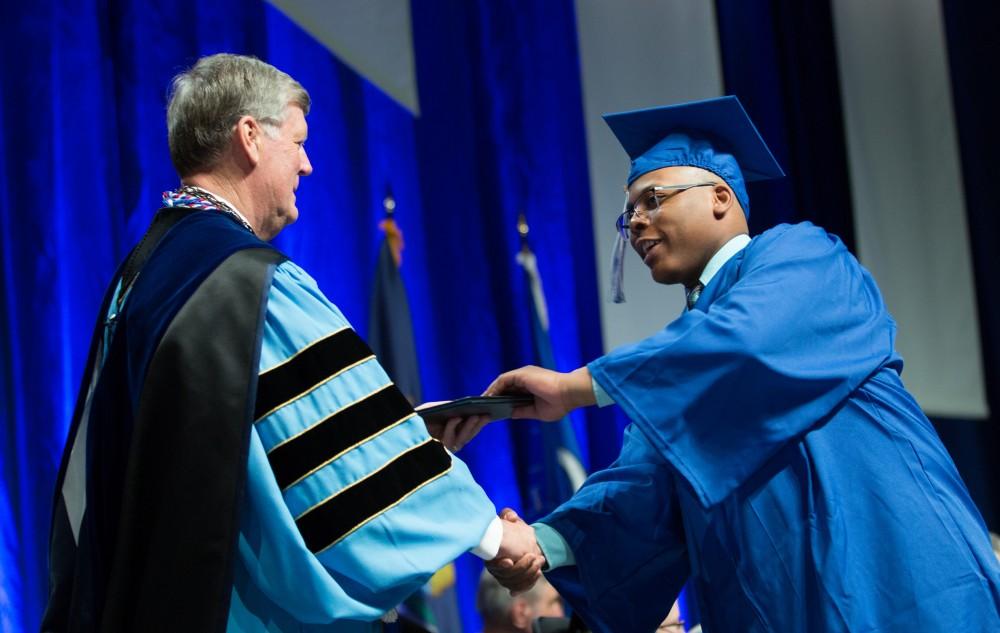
xmin=517 ymin=211 xmax=530 ymax=253
xmin=383 ymin=186 xmax=396 ymax=217
xmin=380 ymin=186 xmax=403 ymax=267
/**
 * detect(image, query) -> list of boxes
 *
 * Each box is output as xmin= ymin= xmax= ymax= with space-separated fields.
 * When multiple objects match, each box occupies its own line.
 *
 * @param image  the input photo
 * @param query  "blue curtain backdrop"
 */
xmin=0 ymin=1 xmax=616 ymax=631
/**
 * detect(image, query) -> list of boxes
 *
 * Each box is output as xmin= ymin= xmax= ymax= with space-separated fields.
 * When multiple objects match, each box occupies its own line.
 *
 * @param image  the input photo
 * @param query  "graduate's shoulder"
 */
xmin=749 ymin=221 xmax=851 ymax=263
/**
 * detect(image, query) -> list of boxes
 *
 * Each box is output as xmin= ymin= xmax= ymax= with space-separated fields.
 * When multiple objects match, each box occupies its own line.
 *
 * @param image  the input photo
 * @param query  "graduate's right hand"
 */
xmin=487 ymin=553 xmax=544 ymax=596
xmin=487 ymin=508 xmax=545 ymax=595
xmin=484 ymin=365 xmax=596 ymax=421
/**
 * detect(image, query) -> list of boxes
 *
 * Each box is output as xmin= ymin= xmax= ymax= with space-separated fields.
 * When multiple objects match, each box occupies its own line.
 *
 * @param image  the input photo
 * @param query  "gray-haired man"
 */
xmin=43 ymin=54 xmax=540 ymax=633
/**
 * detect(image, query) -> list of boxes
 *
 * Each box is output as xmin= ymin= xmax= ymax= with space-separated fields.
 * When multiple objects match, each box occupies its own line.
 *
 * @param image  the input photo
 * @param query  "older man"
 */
xmin=42 ymin=53 xmax=537 ymax=633
xmin=484 ymin=97 xmax=1000 ymax=631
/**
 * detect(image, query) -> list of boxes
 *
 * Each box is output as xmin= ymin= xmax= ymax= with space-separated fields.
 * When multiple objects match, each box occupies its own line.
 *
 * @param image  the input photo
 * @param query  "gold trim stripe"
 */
xmin=315 ymin=467 xmax=451 ymax=554
xmin=278 ymin=413 xmax=415 ymax=491
xmin=266 ymin=384 xmax=392 ymax=452
xmin=295 ymin=437 xmax=454 ymax=554
xmin=255 ymin=354 xmax=374 ymax=423
xmin=295 ymin=439 xmax=437 ymax=522
xmin=259 ymin=326 xmax=349 ymax=375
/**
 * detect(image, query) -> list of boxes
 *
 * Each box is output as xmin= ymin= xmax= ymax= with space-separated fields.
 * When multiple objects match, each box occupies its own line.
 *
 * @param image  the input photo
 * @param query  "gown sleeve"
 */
xmin=589 ymin=224 xmax=897 ymax=508
xmin=230 ymin=260 xmax=497 ymax=627
xmin=539 ymin=424 xmax=690 ymax=633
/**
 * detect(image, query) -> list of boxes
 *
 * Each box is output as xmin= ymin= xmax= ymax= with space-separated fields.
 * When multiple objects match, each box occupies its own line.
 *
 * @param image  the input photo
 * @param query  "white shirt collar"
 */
xmin=186 ymin=185 xmax=254 ymax=230
xmin=699 ymin=233 xmax=751 ymax=288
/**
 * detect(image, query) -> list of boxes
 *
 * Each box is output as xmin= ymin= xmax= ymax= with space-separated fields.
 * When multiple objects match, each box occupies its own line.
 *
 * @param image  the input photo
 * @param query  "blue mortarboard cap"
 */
xmin=602 ymin=95 xmax=785 ymax=217
xmin=602 ymin=96 xmax=784 ymax=304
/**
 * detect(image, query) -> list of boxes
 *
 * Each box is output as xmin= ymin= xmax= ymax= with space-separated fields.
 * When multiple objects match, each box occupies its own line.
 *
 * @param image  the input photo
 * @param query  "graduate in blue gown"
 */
xmin=484 ymin=96 xmax=1000 ymax=632
xmin=43 ymin=54 xmax=541 ymax=633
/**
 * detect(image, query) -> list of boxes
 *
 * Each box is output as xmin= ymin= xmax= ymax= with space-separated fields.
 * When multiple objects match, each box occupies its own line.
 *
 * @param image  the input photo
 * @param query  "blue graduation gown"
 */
xmin=543 ymin=223 xmax=1000 ymax=632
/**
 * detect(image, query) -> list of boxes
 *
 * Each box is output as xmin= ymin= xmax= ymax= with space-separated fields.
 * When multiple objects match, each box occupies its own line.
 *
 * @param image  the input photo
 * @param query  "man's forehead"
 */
xmin=281 ymin=104 xmax=307 ymax=126
xmin=627 ymin=165 xmax=710 ymax=193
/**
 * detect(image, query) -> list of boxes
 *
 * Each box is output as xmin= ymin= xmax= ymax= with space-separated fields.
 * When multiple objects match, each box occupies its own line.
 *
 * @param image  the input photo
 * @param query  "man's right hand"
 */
xmin=496 ymin=507 xmax=542 ymax=560
xmin=487 ymin=508 xmax=546 ymax=594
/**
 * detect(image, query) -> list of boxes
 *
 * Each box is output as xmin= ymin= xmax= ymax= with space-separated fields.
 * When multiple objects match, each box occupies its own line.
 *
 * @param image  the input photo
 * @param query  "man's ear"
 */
xmin=234 ymin=115 xmax=263 ymax=167
xmin=712 ymin=183 xmax=735 ymax=219
xmin=510 ymin=597 xmax=532 ymax=629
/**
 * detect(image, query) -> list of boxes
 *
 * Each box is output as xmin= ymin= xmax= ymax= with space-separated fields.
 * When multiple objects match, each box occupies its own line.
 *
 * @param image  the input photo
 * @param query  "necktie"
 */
xmin=686 ymin=283 xmax=704 ymax=310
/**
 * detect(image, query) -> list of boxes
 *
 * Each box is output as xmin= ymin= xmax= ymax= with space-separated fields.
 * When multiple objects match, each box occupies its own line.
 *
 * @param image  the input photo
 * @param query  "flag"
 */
xmin=368 ymin=214 xmax=422 ymax=405
xmin=368 ymin=202 xmax=462 ymax=633
xmin=515 ymin=231 xmax=587 ymax=518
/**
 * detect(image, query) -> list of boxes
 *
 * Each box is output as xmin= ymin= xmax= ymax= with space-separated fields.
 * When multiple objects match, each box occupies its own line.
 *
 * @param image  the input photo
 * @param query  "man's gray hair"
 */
xmin=167 ymin=53 xmax=311 ymax=177
xmin=476 ymin=568 xmax=549 ymax=625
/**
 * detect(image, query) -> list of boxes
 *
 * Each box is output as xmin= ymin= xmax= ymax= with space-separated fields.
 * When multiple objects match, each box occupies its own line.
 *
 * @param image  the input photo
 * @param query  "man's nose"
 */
xmin=629 ymin=211 xmax=649 ymax=234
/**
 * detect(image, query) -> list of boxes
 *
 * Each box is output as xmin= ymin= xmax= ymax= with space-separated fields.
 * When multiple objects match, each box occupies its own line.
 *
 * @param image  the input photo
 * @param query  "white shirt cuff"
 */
xmin=471 ymin=516 xmax=503 ymax=560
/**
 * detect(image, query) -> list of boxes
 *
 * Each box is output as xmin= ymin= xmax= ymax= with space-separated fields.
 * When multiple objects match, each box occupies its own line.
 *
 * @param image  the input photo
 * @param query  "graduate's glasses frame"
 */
xmin=616 ymin=182 xmax=717 ymax=238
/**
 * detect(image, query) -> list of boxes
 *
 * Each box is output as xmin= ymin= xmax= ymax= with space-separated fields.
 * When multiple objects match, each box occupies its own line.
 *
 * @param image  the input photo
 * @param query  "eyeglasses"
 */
xmin=615 ymin=182 xmax=717 ymax=238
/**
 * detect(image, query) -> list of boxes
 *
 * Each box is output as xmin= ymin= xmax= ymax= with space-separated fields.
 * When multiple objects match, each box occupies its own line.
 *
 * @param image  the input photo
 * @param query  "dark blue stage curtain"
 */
xmin=939 ymin=0 xmax=1000 ymax=530
xmin=0 ymin=1 xmax=611 ymax=631
xmin=714 ymin=0 xmax=856 ymax=251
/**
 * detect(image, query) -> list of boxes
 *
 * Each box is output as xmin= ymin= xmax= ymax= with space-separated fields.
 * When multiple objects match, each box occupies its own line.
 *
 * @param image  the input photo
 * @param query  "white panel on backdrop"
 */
xmin=575 ymin=0 xmax=725 ymax=353
xmin=832 ymin=0 xmax=987 ymax=417
xmin=266 ymin=0 xmax=419 ymax=115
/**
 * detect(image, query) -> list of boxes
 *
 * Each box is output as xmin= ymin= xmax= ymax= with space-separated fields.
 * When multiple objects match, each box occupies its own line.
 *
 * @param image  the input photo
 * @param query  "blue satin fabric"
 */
xmin=544 ymin=223 xmax=1000 ymax=632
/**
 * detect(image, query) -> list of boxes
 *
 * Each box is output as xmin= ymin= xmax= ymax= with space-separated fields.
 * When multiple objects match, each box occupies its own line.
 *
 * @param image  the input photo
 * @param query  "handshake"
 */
xmin=489 ymin=507 xmax=547 ymax=594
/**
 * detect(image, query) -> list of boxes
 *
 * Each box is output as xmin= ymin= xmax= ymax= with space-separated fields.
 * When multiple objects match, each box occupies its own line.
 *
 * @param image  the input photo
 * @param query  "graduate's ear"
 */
xmin=711 ymin=183 xmax=736 ymax=220
xmin=234 ymin=115 xmax=264 ymax=168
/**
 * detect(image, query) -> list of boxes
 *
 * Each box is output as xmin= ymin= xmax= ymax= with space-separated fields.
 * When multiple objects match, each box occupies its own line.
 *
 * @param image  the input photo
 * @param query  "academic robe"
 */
xmin=43 ymin=210 xmax=495 ymax=633
xmin=542 ymin=222 xmax=1000 ymax=632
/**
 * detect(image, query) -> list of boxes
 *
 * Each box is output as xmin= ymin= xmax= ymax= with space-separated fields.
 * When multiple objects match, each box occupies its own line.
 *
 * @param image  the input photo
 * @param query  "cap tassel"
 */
xmin=610 ymin=232 xmax=627 ymax=303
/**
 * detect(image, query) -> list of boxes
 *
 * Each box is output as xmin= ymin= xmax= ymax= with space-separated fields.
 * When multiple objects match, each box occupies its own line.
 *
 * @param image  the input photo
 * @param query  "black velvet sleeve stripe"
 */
xmin=297 ymin=439 xmax=452 ymax=554
xmin=267 ymin=384 xmax=415 ymax=490
xmin=255 ymin=328 xmax=374 ymax=421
